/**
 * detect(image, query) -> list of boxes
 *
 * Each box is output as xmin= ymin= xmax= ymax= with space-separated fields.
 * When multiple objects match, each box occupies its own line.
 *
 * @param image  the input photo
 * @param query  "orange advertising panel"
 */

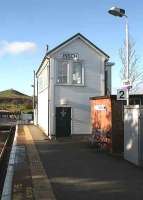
xmin=90 ymin=98 xmax=112 ymax=132
xmin=90 ymin=98 xmax=112 ymax=151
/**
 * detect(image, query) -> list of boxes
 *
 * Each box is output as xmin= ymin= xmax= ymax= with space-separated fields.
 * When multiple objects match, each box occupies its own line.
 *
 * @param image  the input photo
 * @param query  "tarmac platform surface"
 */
xmin=4 ymin=125 xmax=143 ymax=200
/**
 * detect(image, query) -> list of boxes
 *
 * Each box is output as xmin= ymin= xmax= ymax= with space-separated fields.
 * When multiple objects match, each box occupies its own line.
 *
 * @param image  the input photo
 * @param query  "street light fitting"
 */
xmin=108 ymin=7 xmax=126 ymax=17
xmin=105 ymin=62 xmax=115 ymax=67
xmin=108 ymin=6 xmax=129 ymax=105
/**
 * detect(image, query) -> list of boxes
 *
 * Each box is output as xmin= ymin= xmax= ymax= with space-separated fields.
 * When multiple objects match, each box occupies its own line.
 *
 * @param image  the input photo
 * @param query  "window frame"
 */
xmin=56 ymin=60 xmax=70 ymax=84
xmin=56 ymin=59 xmax=85 ymax=86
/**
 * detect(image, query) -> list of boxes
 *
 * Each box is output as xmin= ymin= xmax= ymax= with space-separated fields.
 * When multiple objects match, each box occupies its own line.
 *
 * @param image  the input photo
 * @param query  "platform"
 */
xmin=2 ymin=125 xmax=55 ymax=200
xmin=2 ymin=125 xmax=143 ymax=200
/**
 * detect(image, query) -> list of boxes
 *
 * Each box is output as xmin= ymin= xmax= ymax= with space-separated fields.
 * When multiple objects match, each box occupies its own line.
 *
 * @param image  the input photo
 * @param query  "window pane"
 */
xmin=72 ymin=62 xmax=82 ymax=84
xmin=57 ymin=61 xmax=68 ymax=84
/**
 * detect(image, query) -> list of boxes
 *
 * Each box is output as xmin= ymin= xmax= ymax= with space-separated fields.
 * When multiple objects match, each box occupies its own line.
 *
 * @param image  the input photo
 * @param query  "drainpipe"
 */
xmin=46 ymin=57 xmax=50 ymax=138
xmin=31 ymin=70 xmax=36 ymax=122
xmin=33 ymin=70 xmax=35 ymax=120
xmin=36 ymin=75 xmax=38 ymax=125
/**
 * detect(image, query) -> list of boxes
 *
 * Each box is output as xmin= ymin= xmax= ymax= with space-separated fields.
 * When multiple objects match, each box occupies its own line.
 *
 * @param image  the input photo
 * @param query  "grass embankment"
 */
xmin=0 ymin=89 xmax=33 ymax=113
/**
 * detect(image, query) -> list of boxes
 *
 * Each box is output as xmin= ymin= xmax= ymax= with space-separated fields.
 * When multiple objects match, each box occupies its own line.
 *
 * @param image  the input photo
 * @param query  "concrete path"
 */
xmin=27 ymin=125 xmax=143 ymax=200
xmin=11 ymin=125 xmax=55 ymax=200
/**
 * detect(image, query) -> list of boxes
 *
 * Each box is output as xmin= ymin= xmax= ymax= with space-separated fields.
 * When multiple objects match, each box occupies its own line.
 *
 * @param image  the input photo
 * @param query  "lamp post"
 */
xmin=108 ymin=7 xmax=129 ymax=105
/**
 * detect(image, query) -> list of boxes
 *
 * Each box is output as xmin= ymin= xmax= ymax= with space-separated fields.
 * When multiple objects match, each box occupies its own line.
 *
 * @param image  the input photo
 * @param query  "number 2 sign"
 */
xmin=117 ymin=89 xmax=127 ymax=100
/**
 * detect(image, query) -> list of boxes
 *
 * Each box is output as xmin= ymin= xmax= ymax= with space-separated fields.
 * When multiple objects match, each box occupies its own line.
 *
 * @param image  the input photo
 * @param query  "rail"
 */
xmin=0 ymin=126 xmax=15 ymax=198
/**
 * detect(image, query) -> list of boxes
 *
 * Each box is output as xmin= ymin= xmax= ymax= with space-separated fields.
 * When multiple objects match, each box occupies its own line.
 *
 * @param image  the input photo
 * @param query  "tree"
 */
xmin=25 ymin=102 xmax=33 ymax=110
xmin=119 ymin=36 xmax=143 ymax=92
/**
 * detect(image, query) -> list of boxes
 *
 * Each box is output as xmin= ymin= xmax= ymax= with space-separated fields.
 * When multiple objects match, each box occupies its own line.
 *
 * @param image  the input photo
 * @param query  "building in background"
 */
xmin=35 ymin=33 xmax=113 ymax=138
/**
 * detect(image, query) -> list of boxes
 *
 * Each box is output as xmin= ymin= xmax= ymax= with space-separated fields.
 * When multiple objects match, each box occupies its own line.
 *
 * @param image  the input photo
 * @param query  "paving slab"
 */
xmin=23 ymin=125 xmax=56 ymax=200
xmin=10 ymin=125 xmax=143 ymax=200
xmin=28 ymin=125 xmax=143 ymax=200
xmin=12 ymin=125 xmax=33 ymax=200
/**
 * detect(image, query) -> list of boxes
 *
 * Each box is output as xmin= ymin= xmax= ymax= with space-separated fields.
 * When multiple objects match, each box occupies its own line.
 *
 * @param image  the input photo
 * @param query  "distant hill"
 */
xmin=0 ymin=89 xmax=31 ymax=99
xmin=0 ymin=89 xmax=33 ymax=112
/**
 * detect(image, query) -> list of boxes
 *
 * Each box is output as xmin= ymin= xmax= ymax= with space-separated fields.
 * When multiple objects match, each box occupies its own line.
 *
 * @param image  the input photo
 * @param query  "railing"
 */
xmin=0 ymin=126 xmax=15 ymax=198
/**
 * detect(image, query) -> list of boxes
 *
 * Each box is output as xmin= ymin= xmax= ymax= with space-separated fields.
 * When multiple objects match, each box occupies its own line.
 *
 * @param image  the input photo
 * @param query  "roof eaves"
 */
xmin=46 ymin=33 xmax=81 ymax=56
xmin=36 ymin=33 xmax=110 ymax=75
xmin=46 ymin=33 xmax=109 ymax=58
xmin=36 ymin=54 xmax=48 ymax=76
xmin=79 ymin=34 xmax=110 ymax=58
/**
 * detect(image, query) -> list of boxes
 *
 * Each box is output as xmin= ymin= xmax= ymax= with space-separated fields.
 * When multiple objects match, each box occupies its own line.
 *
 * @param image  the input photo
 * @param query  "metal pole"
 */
xmin=125 ymin=16 xmax=129 ymax=105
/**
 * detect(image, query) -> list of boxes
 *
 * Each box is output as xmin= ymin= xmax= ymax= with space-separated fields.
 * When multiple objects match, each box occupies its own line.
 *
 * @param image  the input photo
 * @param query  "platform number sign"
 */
xmin=117 ymin=89 xmax=127 ymax=100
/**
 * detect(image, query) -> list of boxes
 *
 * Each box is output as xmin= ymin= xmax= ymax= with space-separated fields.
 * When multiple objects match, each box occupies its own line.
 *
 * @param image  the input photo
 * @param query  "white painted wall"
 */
xmin=34 ymin=105 xmax=38 ymax=125
xmin=54 ymin=86 xmax=91 ymax=134
xmin=124 ymin=105 xmax=143 ymax=166
xmin=51 ymin=38 xmax=106 ymax=135
xmin=37 ymin=64 xmax=49 ymax=135
xmin=38 ymin=89 xmax=49 ymax=135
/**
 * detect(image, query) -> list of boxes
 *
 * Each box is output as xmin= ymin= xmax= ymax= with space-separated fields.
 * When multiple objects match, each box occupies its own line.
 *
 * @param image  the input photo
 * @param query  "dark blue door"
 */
xmin=56 ymin=107 xmax=71 ymax=137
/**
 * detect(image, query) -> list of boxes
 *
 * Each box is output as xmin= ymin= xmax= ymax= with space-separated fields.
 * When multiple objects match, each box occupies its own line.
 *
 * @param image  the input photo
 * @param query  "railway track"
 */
xmin=0 ymin=126 xmax=15 ymax=198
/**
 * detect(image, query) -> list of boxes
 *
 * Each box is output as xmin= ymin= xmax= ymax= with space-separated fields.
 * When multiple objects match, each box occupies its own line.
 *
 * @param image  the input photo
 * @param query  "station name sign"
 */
xmin=63 ymin=53 xmax=79 ymax=60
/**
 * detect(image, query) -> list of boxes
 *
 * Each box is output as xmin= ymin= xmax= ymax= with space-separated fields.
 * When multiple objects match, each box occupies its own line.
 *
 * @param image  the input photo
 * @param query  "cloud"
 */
xmin=0 ymin=40 xmax=37 ymax=56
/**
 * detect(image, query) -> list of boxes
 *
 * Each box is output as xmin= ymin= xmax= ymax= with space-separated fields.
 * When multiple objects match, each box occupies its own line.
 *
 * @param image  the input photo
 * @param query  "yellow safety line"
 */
xmin=23 ymin=125 xmax=56 ymax=200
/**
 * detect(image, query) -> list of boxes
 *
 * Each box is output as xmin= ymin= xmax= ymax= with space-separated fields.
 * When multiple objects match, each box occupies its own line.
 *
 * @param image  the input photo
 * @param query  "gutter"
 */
xmin=36 ymin=75 xmax=38 ymax=125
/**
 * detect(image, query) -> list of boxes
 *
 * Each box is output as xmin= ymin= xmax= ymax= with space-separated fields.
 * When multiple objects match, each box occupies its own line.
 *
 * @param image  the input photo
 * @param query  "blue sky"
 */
xmin=0 ymin=0 xmax=143 ymax=95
